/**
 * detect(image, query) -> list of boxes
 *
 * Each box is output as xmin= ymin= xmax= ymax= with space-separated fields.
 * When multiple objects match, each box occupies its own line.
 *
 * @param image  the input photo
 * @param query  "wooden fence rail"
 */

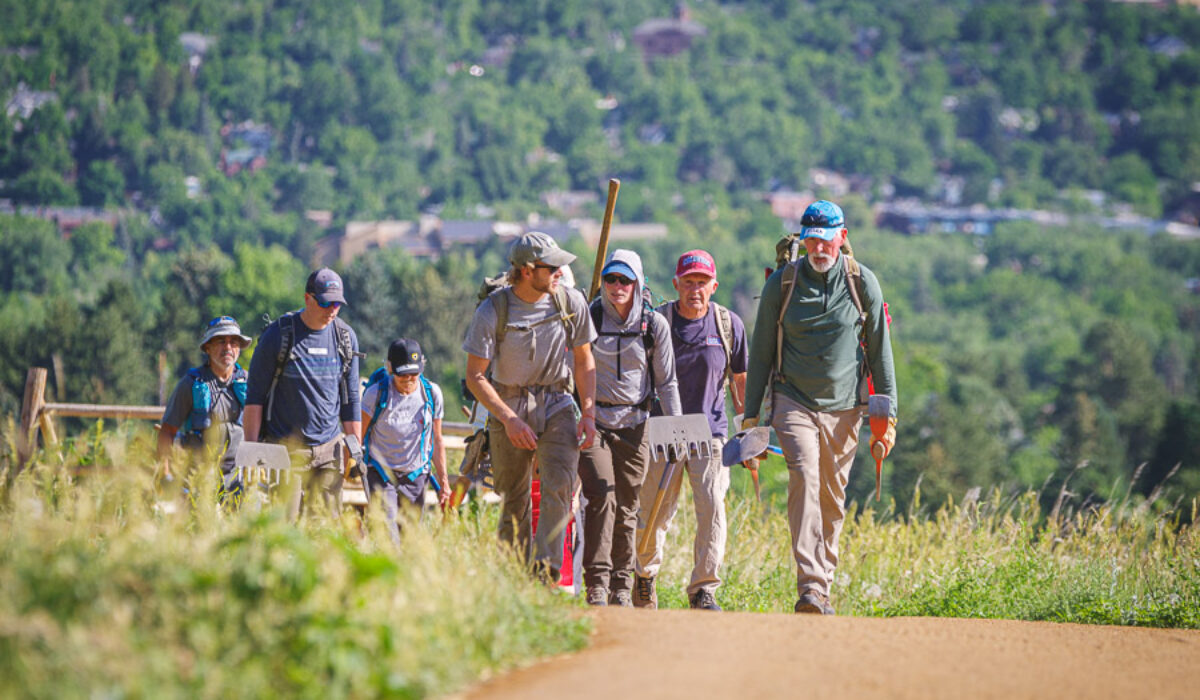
xmin=16 ymin=367 xmax=477 ymax=470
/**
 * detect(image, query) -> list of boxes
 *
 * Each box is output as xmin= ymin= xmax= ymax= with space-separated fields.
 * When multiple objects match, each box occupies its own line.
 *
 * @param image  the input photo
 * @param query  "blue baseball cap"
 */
xmin=601 ymin=260 xmax=637 ymax=282
xmin=799 ymin=200 xmax=846 ymax=241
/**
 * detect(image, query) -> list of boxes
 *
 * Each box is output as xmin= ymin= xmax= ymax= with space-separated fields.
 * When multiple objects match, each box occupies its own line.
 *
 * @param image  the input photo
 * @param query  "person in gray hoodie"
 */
xmin=579 ymin=249 xmax=681 ymax=606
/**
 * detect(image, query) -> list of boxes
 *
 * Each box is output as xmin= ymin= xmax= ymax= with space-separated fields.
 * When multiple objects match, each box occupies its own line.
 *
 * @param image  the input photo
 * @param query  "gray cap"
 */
xmin=508 ymin=231 xmax=576 ymax=268
xmin=199 ymin=316 xmax=252 ymax=350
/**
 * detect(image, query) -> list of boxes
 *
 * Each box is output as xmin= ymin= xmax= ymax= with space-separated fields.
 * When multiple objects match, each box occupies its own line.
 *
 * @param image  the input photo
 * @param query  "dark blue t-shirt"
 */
xmin=663 ymin=302 xmax=748 ymax=439
xmin=246 ymin=312 xmax=361 ymax=446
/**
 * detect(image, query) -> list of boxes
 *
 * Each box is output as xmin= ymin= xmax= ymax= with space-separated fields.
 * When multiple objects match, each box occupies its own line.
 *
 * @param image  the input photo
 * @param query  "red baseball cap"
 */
xmin=675 ymin=249 xmax=717 ymax=280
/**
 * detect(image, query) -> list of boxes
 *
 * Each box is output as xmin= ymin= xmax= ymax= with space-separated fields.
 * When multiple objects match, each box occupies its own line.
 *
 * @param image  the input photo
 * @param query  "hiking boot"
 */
xmin=609 ymin=589 xmax=633 ymax=607
xmin=633 ymin=574 xmax=657 ymax=609
xmin=689 ymin=589 xmax=722 ymax=611
xmin=586 ymin=586 xmax=609 ymax=607
xmin=795 ymin=591 xmax=834 ymax=615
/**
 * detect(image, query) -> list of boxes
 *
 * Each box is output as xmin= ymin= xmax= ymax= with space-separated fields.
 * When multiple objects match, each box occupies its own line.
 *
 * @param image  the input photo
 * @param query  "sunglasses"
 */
xmin=207 ymin=315 xmax=235 ymax=327
xmin=603 ymin=274 xmax=634 ymax=286
xmin=532 ymin=263 xmax=560 ymax=271
xmin=316 ymin=298 xmax=343 ymax=309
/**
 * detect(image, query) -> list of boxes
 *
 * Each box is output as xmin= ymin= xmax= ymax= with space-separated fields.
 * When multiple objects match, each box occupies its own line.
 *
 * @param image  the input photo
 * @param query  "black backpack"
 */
xmin=264 ymin=311 xmax=361 ymax=422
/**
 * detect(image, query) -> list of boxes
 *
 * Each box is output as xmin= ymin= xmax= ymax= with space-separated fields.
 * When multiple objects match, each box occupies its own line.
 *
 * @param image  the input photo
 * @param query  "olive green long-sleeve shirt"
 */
xmin=743 ymin=254 xmax=897 ymax=421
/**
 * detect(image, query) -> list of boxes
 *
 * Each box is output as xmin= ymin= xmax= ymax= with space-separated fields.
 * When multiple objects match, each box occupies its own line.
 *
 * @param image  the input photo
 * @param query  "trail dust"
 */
xmin=458 ymin=608 xmax=1200 ymax=699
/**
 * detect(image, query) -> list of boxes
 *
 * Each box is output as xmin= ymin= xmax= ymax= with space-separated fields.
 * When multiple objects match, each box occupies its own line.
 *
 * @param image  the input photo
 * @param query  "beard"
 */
xmin=809 ymin=253 xmax=835 ymax=273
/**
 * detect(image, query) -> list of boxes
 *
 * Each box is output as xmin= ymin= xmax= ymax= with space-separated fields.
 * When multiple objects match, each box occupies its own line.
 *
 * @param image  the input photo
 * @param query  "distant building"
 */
xmin=632 ymin=3 xmax=706 ymax=59
xmin=219 ymin=121 xmax=271 ymax=176
xmin=766 ymin=191 xmax=816 ymax=221
xmin=314 ymin=215 xmax=670 ymax=267
xmin=314 ymin=220 xmax=426 ymax=267
xmin=5 ymin=82 xmax=58 ymax=120
xmin=0 ymin=201 xmax=120 ymax=233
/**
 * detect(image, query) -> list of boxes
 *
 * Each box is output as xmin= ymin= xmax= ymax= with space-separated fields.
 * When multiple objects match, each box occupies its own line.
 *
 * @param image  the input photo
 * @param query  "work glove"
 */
xmin=871 ymin=417 xmax=897 ymax=460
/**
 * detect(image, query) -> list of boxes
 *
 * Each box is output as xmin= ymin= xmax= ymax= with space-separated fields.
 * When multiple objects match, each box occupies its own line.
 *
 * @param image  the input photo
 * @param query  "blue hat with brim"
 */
xmin=799 ymin=200 xmax=845 ymax=241
xmin=601 ymin=260 xmax=637 ymax=282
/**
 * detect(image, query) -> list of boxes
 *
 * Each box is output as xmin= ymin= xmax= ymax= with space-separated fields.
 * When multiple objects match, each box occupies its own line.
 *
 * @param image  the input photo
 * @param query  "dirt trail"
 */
xmin=460 ymin=608 xmax=1200 ymax=699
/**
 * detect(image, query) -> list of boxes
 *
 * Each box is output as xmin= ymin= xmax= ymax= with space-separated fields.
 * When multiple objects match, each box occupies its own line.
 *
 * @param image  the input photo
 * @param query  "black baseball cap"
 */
xmin=388 ymin=338 xmax=423 ymax=375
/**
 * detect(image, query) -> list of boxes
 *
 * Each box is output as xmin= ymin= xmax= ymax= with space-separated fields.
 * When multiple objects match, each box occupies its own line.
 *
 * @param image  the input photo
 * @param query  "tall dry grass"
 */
xmin=0 ymin=421 xmax=588 ymax=699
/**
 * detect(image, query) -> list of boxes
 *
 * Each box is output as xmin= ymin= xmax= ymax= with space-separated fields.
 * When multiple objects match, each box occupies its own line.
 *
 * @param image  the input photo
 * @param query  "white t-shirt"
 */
xmin=362 ymin=378 xmax=444 ymax=475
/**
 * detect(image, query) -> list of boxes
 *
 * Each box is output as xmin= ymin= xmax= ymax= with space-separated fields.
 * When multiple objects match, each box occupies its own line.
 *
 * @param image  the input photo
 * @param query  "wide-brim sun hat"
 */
xmin=200 ymin=316 xmax=252 ymax=350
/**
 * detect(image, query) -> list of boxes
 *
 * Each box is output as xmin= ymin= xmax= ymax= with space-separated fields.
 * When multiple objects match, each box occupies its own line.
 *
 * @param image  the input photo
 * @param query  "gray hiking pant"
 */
xmin=284 ymin=435 xmax=344 ymax=521
xmin=579 ymin=421 xmax=649 ymax=594
xmin=488 ymin=407 xmax=580 ymax=581
xmin=770 ymin=393 xmax=862 ymax=599
xmin=635 ymin=437 xmax=728 ymax=597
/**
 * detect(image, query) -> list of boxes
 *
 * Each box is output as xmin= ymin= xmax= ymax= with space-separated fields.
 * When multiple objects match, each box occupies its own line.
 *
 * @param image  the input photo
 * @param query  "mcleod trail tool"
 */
xmin=868 ymin=394 xmax=892 ymax=502
xmin=230 ymin=441 xmax=292 ymax=491
xmin=637 ymin=414 xmax=713 ymax=556
xmin=722 ymin=426 xmax=771 ymax=502
xmin=588 ymin=178 xmax=621 ymax=300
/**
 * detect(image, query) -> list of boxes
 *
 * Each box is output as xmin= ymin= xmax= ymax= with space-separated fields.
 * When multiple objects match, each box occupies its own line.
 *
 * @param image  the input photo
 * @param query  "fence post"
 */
xmin=17 ymin=368 xmax=48 ymax=469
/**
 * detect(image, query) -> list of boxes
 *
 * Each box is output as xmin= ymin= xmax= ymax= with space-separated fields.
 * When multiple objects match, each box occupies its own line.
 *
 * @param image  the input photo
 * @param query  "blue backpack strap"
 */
xmin=186 ymin=367 xmax=213 ymax=434
xmin=363 ymin=367 xmax=392 ymax=485
xmin=232 ymin=365 xmax=248 ymax=407
xmin=407 ymin=375 xmax=440 ymax=492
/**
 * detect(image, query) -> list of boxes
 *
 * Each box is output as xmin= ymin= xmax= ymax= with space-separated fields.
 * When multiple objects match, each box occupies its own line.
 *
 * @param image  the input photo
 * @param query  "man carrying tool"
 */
xmin=158 ymin=315 xmax=252 ymax=494
xmin=244 ymin=267 xmax=362 ymax=520
xmin=463 ymin=232 xmax=597 ymax=583
xmin=360 ymin=338 xmax=448 ymax=545
xmin=634 ymin=250 xmax=748 ymax=611
xmin=580 ymin=250 xmax=681 ymax=607
xmin=742 ymin=200 xmax=897 ymax=615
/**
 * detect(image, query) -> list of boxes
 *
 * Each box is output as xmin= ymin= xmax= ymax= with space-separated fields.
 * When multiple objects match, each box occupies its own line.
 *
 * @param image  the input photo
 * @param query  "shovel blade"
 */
xmin=645 ymin=414 xmax=713 ymax=463
xmin=231 ymin=441 xmax=292 ymax=487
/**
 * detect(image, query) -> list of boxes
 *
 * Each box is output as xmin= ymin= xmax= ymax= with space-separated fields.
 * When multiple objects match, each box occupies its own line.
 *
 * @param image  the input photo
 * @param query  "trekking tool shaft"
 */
xmin=588 ymin=178 xmax=621 ymax=300
xmin=744 ymin=460 xmax=761 ymax=502
xmin=637 ymin=458 xmax=677 ymax=557
xmin=867 ymin=394 xmax=893 ymax=503
xmin=447 ymin=475 xmax=472 ymax=509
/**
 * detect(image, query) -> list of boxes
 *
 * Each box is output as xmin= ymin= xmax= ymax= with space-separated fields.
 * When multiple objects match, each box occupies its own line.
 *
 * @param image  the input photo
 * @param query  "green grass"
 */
xmin=0 ymin=422 xmax=589 ymax=699
xmin=653 ymin=456 xmax=1200 ymax=627
xmin=3 ymin=422 xmax=1198 ymax=698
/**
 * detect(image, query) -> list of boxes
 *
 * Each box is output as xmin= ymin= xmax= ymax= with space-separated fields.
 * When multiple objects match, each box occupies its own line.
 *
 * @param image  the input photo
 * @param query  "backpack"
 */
xmin=184 ymin=365 xmax=248 ymax=436
xmin=362 ymin=366 xmax=439 ymax=489
xmin=659 ymin=300 xmax=736 ymax=402
xmin=769 ymin=234 xmax=889 ymax=406
xmin=476 ymin=275 xmax=579 ymax=345
xmin=589 ymin=287 xmax=659 ymax=411
xmin=264 ymin=311 xmax=361 ymax=422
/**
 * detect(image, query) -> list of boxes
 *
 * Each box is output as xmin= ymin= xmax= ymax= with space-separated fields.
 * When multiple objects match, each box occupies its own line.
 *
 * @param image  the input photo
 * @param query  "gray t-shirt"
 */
xmin=161 ymin=366 xmax=244 ymax=473
xmin=462 ymin=286 xmax=595 ymax=422
xmin=362 ymin=379 xmax=444 ymax=475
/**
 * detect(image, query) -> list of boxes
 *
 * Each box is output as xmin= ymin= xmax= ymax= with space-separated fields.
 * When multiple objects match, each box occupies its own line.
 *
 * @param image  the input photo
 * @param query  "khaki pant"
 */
xmin=284 ymin=435 xmax=345 ymax=521
xmin=489 ymin=407 xmax=580 ymax=581
xmin=770 ymin=393 xmax=862 ymax=599
xmin=634 ymin=438 xmax=728 ymax=597
xmin=579 ymin=422 xmax=649 ymax=594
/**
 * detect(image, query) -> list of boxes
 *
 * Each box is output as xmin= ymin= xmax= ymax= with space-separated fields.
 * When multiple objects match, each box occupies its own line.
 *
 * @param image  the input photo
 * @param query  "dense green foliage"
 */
xmin=0 ymin=425 xmax=590 ymax=698
xmin=2 ymin=1 xmax=1199 ymax=510
xmin=3 ymin=0 xmax=1198 ymax=229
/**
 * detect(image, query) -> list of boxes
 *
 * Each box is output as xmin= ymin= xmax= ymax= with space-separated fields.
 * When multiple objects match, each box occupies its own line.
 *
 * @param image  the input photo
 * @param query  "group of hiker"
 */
xmin=159 ymin=199 xmax=897 ymax=616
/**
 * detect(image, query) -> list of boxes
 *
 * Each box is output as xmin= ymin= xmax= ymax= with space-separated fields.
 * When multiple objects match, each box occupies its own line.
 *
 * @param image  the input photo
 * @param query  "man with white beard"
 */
xmin=741 ymin=200 xmax=897 ymax=616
